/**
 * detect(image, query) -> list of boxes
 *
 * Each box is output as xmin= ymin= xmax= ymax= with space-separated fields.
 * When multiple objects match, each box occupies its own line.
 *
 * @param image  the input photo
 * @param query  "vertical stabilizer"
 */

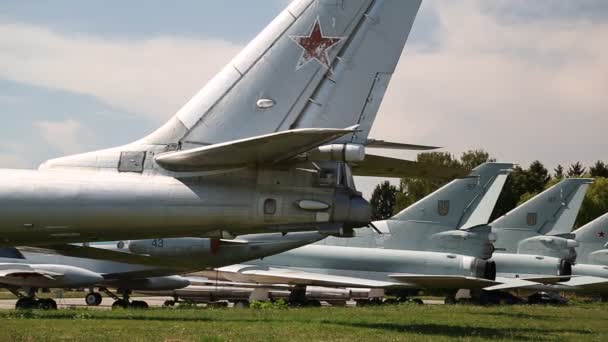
xmin=392 ymin=163 xmax=514 ymax=229
xmin=492 ymin=178 xmax=593 ymax=235
xmin=572 ymin=213 xmax=608 ymax=264
xmin=141 ymin=0 xmax=422 ymax=148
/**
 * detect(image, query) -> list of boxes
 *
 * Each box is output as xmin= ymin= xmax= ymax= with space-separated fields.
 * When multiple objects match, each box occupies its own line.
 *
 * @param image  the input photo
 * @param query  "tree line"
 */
xmin=369 ymin=150 xmax=608 ymax=229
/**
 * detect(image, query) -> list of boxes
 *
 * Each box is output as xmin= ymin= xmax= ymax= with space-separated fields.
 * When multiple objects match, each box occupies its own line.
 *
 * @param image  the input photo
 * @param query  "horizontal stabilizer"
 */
xmin=156 ymin=127 xmax=357 ymax=172
xmin=351 ymin=154 xmax=467 ymax=180
xmin=364 ymin=139 xmax=440 ymax=151
xmin=388 ymin=274 xmax=499 ymax=289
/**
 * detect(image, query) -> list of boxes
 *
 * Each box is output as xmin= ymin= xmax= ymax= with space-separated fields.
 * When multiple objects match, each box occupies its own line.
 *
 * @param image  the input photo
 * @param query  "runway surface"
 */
xmin=0 ymin=297 xmax=173 ymax=310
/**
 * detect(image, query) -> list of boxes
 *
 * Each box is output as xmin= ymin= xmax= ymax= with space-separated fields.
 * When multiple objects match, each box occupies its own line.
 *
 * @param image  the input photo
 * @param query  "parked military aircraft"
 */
xmin=196 ymin=163 xmax=514 ymax=304
xmin=1 ymin=232 xmax=325 ymax=309
xmin=484 ymin=178 xmax=593 ymax=291
xmin=0 ymin=0 xmax=457 ymax=247
xmin=498 ymin=211 xmax=608 ymax=298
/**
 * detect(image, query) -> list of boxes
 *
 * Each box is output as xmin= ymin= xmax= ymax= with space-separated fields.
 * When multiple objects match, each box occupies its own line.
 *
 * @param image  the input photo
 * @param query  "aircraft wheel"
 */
xmin=164 ymin=300 xmax=176 ymax=307
xmin=15 ymin=298 xmax=37 ymax=310
xmin=112 ymin=299 xmax=129 ymax=310
xmin=130 ymin=300 xmax=149 ymax=309
xmin=233 ymin=301 xmax=249 ymax=309
xmin=411 ymin=298 xmax=424 ymax=305
xmin=308 ymin=300 xmax=322 ymax=307
xmin=444 ymin=296 xmax=457 ymax=305
xmin=38 ymin=299 xmax=57 ymax=310
xmin=85 ymin=293 xmax=103 ymax=306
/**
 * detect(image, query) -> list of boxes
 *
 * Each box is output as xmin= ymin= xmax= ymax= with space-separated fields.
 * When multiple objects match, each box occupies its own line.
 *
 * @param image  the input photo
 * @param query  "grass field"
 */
xmin=0 ymin=303 xmax=606 ymax=342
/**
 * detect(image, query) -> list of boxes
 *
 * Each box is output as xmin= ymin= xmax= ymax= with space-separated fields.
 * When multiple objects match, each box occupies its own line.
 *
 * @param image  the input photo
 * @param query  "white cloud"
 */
xmin=0 ymin=152 xmax=29 ymax=169
xmin=35 ymin=119 xmax=84 ymax=155
xmin=0 ymin=23 xmax=242 ymax=123
xmin=0 ymin=1 xmax=606 ymax=174
xmin=371 ymin=0 xmax=608 ymax=169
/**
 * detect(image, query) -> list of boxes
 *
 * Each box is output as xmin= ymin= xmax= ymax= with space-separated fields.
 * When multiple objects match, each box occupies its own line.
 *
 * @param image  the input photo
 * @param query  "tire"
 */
xmin=112 ymin=299 xmax=129 ymax=310
xmin=444 ymin=297 xmax=457 ymax=305
xmin=15 ymin=298 xmax=36 ymax=310
xmin=412 ymin=298 xmax=424 ymax=305
xmin=85 ymin=293 xmax=102 ymax=306
xmin=233 ymin=301 xmax=249 ymax=309
xmin=308 ymin=300 xmax=322 ymax=307
xmin=38 ymin=299 xmax=57 ymax=310
xmin=131 ymin=301 xmax=149 ymax=309
xmin=164 ymin=300 xmax=176 ymax=307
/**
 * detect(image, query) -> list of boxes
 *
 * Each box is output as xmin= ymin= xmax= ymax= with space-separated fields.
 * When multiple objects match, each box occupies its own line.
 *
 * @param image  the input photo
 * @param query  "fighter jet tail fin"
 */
xmin=572 ymin=212 xmax=608 ymax=243
xmin=391 ymin=163 xmax=514 ymax=229
xmin=155 ymin=126 xmax=357 ymax=172
xmin=491 ymin=178 xmax=593 ymax=235
xmin=141 ymin=0 xmax=422 ymax=149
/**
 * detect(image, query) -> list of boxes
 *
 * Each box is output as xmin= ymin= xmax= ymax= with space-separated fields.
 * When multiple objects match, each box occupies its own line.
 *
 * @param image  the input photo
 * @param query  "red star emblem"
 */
xmin=598 ymin=231 xmax=606 ymax=238
xmin=290 ymin=18 xmax=344 ymax=70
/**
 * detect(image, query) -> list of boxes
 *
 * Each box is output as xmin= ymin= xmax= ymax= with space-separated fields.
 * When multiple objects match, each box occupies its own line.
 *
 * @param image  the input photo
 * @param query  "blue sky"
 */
xmin=0 ymin=0 xmax=606 ymax=196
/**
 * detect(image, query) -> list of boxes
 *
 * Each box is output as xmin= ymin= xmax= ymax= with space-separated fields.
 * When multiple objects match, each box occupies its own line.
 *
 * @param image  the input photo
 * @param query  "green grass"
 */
xmin=0 ymin=303 xmax=605 ymax=342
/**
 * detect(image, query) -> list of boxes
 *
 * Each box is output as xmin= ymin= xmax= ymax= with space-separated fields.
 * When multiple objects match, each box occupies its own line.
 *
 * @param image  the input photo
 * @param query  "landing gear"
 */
xmin=233 ymin=300 xmax=249 ymax=309
xmin=11 ymin=288 xmax=57 ymax=310
xmin=106 ymin=288 xmax=149 ymax=310
xmin=85 ymin=292 xmax=103 ymax=306
xmin=444 ymin=296 xmax=457 ymax=305
xmin=15 ymin=297 xmax=57 ymax=310
xmin=130 ymin=300 xmax=149 ymax=309
xmin=286 ymin=286 xmax=322 ymax=307
xmin=37 ymin=298 xmax=58 ymax=310
xmin=111 ymin=299 xmax=130 ymax=309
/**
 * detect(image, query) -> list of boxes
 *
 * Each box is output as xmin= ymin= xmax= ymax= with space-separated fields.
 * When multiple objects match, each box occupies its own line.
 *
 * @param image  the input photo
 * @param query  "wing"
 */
xmin=351 ymin=154 xmax=467 ymax=180
xmin=388 ymin=274 xmax=500 ymax=289
xmin=18 ymin=245 xmax=177 ymax=268
xmin=212 ymin=265 xmax=399 ymax=288
xmin=211 ymin=265 xmax=501 ymax=290
xmin=155 ymin=127 xmax=357 ymax=172
xmin=484 ymin=276 xmax=574 ymax=291
xmin=0 ymin=264 xmax=61 ymax=280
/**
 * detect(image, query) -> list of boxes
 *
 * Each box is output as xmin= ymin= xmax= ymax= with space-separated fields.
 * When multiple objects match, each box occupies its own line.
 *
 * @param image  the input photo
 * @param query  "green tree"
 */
xmin=370 ymin=181 xmax=398 ymax=220
xmin=460 ymin=149 xmax=496 ymax=171
xmin=554 ymin=164 xmax=565 ymax=180
xmin=567 ymin=162 xmax=586 ymax=177
xmin=590 ymin=161 xmax=608 ymax=178
xmin=577 ymin=177 xmax=608 ymax=227
xmin=395 ymin=150 xmax=494 ymax=212
xmin=491 ymin=161 xmax=551 ymax=220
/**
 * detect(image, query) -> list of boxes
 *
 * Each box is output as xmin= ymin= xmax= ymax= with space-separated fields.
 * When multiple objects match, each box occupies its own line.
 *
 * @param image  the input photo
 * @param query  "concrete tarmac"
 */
xmin=0 ymin=297 xmax=444 ymax=310
xmin=0 ymin=297 xmax=173 ymax=310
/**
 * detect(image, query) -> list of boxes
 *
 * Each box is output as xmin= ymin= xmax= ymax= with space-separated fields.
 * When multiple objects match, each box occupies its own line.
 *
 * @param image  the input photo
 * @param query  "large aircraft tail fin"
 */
xmin=391 ymin=163 xmax=514 ymax=229
xmin=141 ymin=0 xmax=422 ymax=148
xmin=491 ymin=178 xmax=593 ymax=235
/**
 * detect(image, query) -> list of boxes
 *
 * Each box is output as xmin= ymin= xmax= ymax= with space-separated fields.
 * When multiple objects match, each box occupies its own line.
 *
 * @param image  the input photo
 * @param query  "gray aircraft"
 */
xmin=198 ymin=163 xmax=515 ymax=304
xmin=494 ymin=208 xmax=608 ymax=298
xmin=0 ymin=0 xmax=454 ymax=247
xmin=0 ymin=232 xmax=325 ymax=309
xmin=483 ymin=178 xmax=593 ymax=291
